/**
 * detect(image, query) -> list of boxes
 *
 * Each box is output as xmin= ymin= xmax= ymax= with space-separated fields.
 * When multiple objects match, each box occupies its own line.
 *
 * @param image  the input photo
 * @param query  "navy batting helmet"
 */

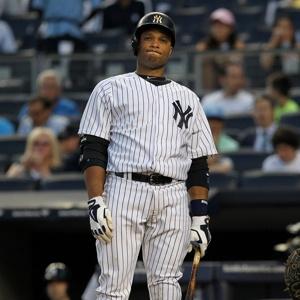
xmin=44 ymin=262 xmax=70 ymax=282
xmin=132 ymin=12 xmax=176 ymax=55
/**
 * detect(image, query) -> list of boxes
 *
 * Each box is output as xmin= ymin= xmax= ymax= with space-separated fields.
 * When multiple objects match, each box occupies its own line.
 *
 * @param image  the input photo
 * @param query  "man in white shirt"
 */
xmin=201 ymin=62 xmax=254 ymax=116
xmin=262 ymin=126 xmax=300 ymax=173
xmin=240 ymin=94 xmax=277 ymax=152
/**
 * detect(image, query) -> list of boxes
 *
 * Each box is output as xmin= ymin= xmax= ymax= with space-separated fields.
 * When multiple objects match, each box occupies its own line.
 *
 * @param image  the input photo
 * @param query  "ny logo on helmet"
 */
xmin=153 ymin=15 xmax=163 ymax=24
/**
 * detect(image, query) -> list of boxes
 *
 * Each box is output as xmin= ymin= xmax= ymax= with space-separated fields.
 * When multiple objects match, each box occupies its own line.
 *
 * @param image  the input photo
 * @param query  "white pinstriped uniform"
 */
xmin=79 ymin=72 xmax=217 ymax=299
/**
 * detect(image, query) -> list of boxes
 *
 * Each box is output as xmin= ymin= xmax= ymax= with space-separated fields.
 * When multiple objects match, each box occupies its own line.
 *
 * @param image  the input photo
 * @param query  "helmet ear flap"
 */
xmin=131 ymin=36 xmax=138 ymax=56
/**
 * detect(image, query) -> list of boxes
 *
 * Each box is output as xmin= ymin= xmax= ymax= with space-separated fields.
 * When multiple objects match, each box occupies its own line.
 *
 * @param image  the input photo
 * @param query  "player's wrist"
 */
xmin=190 ymin=199 xmax=208 ymax=217
xmin=87 ymin=195 xmax=105 ymax=206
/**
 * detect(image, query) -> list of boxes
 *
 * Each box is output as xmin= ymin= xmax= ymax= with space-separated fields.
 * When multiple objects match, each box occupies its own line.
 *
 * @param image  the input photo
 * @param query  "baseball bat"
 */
xmin=185 ymin=247 xmax=201 ymax=300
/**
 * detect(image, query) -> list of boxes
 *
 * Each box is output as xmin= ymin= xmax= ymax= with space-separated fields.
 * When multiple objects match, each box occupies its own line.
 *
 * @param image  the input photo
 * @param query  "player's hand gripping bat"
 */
xmin=185 ymin=243 xmax=201 ymax=300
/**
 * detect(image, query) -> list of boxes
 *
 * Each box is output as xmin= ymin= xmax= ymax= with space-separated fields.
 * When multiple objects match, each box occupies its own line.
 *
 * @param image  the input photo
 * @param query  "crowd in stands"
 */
xmin=0 ymin=0 xmax=300 ymax=189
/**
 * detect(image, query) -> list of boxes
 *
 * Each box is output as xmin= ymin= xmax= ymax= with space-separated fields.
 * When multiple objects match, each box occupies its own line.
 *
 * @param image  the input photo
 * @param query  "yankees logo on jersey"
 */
xmin=79 ymin=72 xmax=216 ymax=180
xmin=172 ymin=100 xmax=193 ymax=129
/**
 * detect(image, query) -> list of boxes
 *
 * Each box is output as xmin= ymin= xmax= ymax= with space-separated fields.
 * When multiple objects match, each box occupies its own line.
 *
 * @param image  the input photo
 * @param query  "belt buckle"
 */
xmin=149 ymin=173 xmax=161 ymax=185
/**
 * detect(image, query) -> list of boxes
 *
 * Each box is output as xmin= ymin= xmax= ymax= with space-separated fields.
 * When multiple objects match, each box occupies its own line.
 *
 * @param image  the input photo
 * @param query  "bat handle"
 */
xmin=185 ymin=247 xmax=201 ymax=300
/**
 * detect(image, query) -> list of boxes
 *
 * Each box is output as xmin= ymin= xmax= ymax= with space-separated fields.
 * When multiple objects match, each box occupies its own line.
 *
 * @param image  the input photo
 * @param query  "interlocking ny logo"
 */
xmin=172 ymin=100 xmax=193 ymax=129
xmin=153 ymin=15 xmax=163 ymax=24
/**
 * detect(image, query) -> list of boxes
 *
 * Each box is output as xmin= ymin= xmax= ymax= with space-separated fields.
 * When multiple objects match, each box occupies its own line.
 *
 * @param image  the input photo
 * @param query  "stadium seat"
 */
xmin=0 ymin=135 xmax=26 ymax=155
xmin=235 ymin=7 xmax=264 ymax=34
xmin=209 ymin=171 xmax=238 ymax=189
xmin=0 ymin=154 xmax=11 ymax=173
xmin=0 ymin=176 xmax=37 ymax=190
xmin=240 ymin=170 xmax=300 ymax=189
xmin=85 ymin=28 xmax=128 ymax=53
xmin=41 ymin=173 xmax=85 ymax=190
xmin=0 ymin=99 xmax=26 ymax=117
xmin=2 ymin=15 xmax=40 ymax=49
xmin=224 ymin=114 xmax=255 ymax=131
xmin=226 ymin=150 xmax=269 ymax=173
xmin=280 ymin=112 xmax=300 ymax=129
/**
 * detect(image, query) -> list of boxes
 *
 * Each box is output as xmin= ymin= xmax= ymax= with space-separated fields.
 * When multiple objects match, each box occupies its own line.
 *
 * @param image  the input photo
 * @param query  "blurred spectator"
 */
xmin=6 ymin=127 xmax=61 ymax=179
xmin=0 ymin=19 xmax=17 ymax=53
xmin=18 ymin=96 xmax=69 ymax=136
xmin=260 ymin=16 xmax=300 ymax=75
xmin=205 ymin=106 xmax=240 ymax=153
xmin=57 ymin=123 xmax=80 ymax=172
xmin=18 ymin=69 xmax=80 ymax=120
xmin=204 ymin=106 xmax=236 ymax=174
xmin=0 ymin=116 xmax=15 ymax=136
xmin=207 ymin=154 xmax=234 ymax=173
xmin=0 ymin=0 xmax=29 ymax=16
xmin=266 ymin=72 xmax=299 ymax=121
xmin=201 ymin=62 xmax=255 ymax=116
xmin=240 ymin=94 xmax=278 ymax=152
xmin=196 ymin=8 xmax=245 ymax=52
xmin=30 ymin=0 xmax=102 ymax=54
xmin=195 ymin=8 xmax=245 ymax=90
xmin=102 ymin=0 xmax=145 ymax=34
xmin=262 ymin=126 xmax=300 ymax=172
xmin=44 ymin=262 xmax=71 ymax=300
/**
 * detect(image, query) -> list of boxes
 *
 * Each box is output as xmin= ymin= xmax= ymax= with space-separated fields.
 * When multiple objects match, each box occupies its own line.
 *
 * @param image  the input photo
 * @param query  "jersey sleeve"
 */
xmin=187 ymin=97 xmax=218 ymax=159
xmin=78 ymin=82 xmax=111 ymax=140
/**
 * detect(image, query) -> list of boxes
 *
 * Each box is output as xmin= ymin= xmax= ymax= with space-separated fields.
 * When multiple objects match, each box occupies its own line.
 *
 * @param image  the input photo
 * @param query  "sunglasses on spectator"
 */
xmin=33 ymin=140 xmax=50 ymax=147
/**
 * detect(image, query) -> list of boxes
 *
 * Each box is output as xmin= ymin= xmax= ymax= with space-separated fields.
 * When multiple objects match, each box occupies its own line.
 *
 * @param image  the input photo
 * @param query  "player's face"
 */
xmin=46 ymin=281 xmax=68 ymax=300
xmin=137 ymin=29 xmax=173 ymax=72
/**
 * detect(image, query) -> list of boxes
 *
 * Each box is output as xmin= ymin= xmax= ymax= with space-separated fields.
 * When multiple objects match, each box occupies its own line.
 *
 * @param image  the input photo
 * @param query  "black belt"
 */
xmin=114 ymin=172 xmax=173 ymax=185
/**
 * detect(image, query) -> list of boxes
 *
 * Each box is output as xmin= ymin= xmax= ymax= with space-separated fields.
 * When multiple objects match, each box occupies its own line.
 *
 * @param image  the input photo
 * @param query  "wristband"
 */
xmin=190 ymin=199 xmax=208 ymax=216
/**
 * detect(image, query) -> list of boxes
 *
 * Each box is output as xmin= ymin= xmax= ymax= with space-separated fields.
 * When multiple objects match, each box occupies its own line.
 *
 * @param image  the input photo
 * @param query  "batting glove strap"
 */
xmin=87 ymin=196 xmax=113 ymax=243
xmin=189 ymin=215 xmax=211 ymax=256
xmin=190 ymin=199 xmax=208 ymax=216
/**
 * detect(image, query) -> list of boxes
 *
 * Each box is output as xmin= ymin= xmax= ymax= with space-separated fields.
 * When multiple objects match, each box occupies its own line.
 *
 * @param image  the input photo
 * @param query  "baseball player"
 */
xmin=44 ymin=262 xmax=71 ymax=300
xmin=78 ymin=11 xmax=217 ymax=300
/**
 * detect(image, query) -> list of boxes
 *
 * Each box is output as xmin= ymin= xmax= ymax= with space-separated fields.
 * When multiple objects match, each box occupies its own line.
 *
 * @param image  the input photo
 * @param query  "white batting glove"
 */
xmin=188 ymin=215 xmax=211 ymax=257
xmin=87 ymin=196 xmax=113 ymax=243
xmin=188 ymin=199 xmax=211 ymax=256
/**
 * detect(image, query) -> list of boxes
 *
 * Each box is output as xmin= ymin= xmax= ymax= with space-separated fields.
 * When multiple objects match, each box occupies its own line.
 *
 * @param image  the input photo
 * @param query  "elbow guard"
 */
xmin=186 ymin=156 xmax=209 ymax=190
xmin=79 ymin=134 xmax=109 ymax=172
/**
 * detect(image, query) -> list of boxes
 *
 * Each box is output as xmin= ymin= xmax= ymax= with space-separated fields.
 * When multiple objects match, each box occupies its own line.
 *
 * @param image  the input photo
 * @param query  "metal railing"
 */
xmin=0 ymin=48 xmax=300 ymax=99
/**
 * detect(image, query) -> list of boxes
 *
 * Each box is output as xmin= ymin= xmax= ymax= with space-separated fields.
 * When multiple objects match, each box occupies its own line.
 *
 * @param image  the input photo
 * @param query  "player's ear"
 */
xmin=168 ymin=46 xmax=173 ymax=56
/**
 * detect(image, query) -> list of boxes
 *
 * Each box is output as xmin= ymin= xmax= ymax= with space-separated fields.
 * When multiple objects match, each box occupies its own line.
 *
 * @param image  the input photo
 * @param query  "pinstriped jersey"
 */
xmin=79 ymin=72 xmax=217 ymax=180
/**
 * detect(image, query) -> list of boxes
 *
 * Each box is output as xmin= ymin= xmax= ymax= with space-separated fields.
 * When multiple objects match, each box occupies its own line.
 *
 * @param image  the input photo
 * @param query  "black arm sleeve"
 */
xmin=79 ymin=134 xmax=109 ymax=172
xmin=186 ymin=156 xmax=209 ymax=190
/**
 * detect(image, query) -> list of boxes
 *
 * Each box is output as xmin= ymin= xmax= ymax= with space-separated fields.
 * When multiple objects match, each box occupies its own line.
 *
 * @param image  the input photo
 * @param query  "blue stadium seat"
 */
xmin=41 ymin=173 xmax=85 ymax=190
xmin=2 ymin=16 xmax=40 ymax=49
xmin=0 ymin=154 xmax=11 ymax=173
xmin=279 ymin=112 xmax=300 ymax=129
xmin=226 ymin=150 xmax=269 ymax=172
xmin=0 ymin=135 xmax=26 ymax=155
xmin=235 ymin=8 xmax=264 ymax=34
xmin=240 ymin=170 xmax=300 ymax=189
xmin=85 ymin=28 xmax=128 ymax=53
xmin=209 ymin=171 xmax=238 ymax=189
xmin=0 ymin=99 xmax=26 ymax=117
xmin=224 ymin=114 xmax=255 ymax=131
xmin=0 ymin=176 xmax=37 ymax=190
